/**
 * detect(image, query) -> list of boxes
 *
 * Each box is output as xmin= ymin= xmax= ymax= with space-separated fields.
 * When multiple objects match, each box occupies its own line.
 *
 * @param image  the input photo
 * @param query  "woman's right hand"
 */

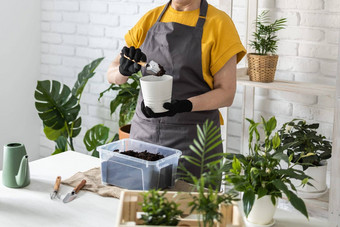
xmin=119 ymin=46 xmax=147 ymax=76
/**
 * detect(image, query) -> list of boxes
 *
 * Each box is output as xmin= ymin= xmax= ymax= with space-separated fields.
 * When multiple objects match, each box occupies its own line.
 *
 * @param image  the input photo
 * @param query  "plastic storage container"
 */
xmin=98 ymin=139 xmax=182 ymax=190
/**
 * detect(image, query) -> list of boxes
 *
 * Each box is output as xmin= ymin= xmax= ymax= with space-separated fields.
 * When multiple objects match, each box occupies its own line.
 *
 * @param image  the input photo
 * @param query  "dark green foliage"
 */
xmin=249 ymin=10 xmax=287 ymax=55
xmin=34 ymin=57 xmax=104 ymax=154
xmin=99 ymin=71 xmax=141 ymax=127
xmin=225 ymin=116 xmax=309 ymax=219
xmin=277 ymin=119 xmax=332 ymax=170
xmin=178 ymin=120 xmax=238 ymax=227
xmin=140 ymin=189 xmax=183 ymax=226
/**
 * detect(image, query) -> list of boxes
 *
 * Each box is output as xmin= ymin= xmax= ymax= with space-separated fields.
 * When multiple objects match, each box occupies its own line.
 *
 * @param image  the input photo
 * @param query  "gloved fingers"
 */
xmin=145 ymin=106 xmax=157 ymax=117
xmin=163 ymin=102 xmax=173 ymax=110
xmin=133 ymin=62 xmax=141 ymax=71
xmin=141 ymin=101 xmax=151 ymax=118
xmin=128 ymin=46 xmax=136 ymax=59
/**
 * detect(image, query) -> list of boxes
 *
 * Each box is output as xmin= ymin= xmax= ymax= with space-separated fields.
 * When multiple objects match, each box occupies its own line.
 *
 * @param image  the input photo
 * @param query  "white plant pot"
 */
xmin=296 ymin=161 xmax=328 ymax=193
xmin=140 ymin=75 xmax=173 ymax=113
xmin=246 ymin=195 xmax=277 ymax=225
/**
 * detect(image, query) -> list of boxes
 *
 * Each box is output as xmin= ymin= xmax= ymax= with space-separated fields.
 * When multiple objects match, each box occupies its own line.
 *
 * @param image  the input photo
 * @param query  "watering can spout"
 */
xmin=15 ymin=155 xmax=29 ymax=187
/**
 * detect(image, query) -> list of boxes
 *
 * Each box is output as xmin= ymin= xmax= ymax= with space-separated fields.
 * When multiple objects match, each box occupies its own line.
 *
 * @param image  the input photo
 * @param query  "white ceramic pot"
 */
xmin=297 ymin=160 xmax=328 ymax=193
xmin=140 ymin=75 xmax=173 ymax=113
xmin=246 ymin=195 xmax=277 ymax=225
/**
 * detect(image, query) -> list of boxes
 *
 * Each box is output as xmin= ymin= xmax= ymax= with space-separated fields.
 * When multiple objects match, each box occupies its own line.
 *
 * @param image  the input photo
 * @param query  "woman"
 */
xmin=107 ymin=0 xmax=246 ymax=178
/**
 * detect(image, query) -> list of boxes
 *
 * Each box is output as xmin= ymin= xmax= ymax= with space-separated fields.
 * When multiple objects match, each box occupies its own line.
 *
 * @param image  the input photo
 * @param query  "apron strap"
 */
xmin=157 ymin=0 xmax=208 ymax=28
xmin=157 ymin=1 xmax=171 ymax=22
xmin=196 ymin=0 xmax=208 ymax=29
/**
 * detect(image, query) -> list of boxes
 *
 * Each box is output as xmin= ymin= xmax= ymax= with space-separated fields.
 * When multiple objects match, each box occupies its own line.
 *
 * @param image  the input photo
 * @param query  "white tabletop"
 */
xmin=0 ymin=151 xmax=119 ymax=227
xmin=0 ymin=151 xmax=331 ymax=227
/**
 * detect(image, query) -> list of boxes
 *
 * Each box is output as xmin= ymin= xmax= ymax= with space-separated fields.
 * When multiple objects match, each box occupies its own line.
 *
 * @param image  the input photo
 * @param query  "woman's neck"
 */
xmin=171 ymin=0 xmax=201 ymax=11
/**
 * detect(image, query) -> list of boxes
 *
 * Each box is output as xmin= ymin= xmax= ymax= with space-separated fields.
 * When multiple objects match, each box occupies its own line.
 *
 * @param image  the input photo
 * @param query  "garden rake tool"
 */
xmin=50 ymin=176 xmax=62 ymax=200
xmin=123 ymin=54 xmax=166 ymax=76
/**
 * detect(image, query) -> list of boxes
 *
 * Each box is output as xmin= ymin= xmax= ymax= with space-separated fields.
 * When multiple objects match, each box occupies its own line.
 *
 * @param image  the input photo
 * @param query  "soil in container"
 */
xmin=113 ymin=149 xmax=164 ymax=161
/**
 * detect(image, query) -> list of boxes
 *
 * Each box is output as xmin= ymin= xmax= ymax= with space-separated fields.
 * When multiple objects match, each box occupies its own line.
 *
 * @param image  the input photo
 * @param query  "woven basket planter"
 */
xmin=247 ymin=54 xmax=279 ymax=83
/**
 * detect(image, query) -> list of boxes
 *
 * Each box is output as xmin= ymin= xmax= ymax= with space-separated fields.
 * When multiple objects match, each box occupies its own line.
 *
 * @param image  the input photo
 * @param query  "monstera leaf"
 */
xmin=35 ymin=80 xmax=80 ymax=130
xmin=84 ymin=124 xmax=110 ymax=157
xmin=52 ymin=136 xmax=68 ymax=155
xmin=72 ymin=57 xmax=104 ymax=98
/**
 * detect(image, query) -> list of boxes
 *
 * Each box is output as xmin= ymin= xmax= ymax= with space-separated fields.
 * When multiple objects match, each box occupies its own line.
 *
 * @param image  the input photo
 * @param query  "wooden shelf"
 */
xmin=237 ymin=75 xmax=336 ymax=97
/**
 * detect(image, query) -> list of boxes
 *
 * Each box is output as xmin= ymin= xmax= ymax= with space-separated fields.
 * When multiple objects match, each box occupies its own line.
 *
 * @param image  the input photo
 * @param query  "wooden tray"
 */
xmin=116 ymin=190 xmax=245 ymax=227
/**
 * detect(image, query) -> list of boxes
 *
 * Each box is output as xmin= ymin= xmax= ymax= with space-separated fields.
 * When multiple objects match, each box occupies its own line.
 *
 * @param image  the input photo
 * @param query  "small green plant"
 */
xmin=225 ymin=116 xmax=310 ymax=219
xmin=35 ymin=58 xmax=104 ymax=154
xmin=249 ymin=10 xmax=287 ymax=55
xmin=83 ymin=124 xmax=118 ymax=157
xmin=140 ymin=189 xmax=183 ymax=226
xmin=179 ymin=120 xmax=238 ymax=227
xmin=277 ymin=119 xmax=332 ymax=170
xmin=99 ymin=71 xmax=141 ymax=127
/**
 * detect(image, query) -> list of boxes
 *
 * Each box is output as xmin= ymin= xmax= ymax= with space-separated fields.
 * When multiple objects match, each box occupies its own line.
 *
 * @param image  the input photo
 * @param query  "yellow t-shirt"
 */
xmin=125 ymin=3 xmax=246 ymax=89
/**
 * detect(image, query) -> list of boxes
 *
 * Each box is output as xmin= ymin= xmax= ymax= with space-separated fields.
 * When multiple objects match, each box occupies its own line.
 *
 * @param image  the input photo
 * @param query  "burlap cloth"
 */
xmin=61 ymin=167 xmax=195 ymax=199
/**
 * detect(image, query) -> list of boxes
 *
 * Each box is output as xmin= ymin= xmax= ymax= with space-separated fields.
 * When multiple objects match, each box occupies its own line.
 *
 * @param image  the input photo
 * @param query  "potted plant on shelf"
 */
xmin=247 ymin=10 xmax=287 ymax=82
xmin=277 ymin=119 xmax=332 ymax=196
xmin=99 ymin=71 xmax=141 ymax=139
xmin=225 ymin=116 xmax=309 ymax=225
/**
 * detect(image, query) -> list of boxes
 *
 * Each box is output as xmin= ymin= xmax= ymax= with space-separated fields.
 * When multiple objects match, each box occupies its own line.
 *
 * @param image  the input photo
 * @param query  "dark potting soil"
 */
xmin=113 ymin=149 xmax=164 ymax=161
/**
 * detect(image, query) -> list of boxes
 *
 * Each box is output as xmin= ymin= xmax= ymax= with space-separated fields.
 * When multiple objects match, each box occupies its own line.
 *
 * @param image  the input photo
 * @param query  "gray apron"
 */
xmin=130 ymin=0 xmax=222 ymax=178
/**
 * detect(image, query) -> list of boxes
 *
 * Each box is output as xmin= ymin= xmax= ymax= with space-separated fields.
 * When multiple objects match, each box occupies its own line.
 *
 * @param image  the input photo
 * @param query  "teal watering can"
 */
xmin=2 ymin=143 xmax=30 ymax=188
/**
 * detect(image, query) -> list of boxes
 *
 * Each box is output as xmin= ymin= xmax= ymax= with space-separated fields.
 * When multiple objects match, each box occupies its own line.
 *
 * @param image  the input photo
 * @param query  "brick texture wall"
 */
xmin=40 ymin=0 xmax=339 ymax=157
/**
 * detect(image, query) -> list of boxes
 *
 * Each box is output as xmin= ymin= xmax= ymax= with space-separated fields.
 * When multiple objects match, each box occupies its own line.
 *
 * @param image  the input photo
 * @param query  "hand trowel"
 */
xmin=63 ymin=179 xmax=86 ymax=203
xmin=123 ymin=55 xmax=166 ymax=76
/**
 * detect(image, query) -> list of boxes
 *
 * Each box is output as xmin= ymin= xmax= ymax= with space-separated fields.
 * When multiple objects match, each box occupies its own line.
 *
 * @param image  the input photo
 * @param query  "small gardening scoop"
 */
xmin=123 ymin=54 xmax=166 ymax=76
xmin=63 ymin=179 xmax=86 ymax=203
xmin=50 ymin=176 xmax=62 ymax=200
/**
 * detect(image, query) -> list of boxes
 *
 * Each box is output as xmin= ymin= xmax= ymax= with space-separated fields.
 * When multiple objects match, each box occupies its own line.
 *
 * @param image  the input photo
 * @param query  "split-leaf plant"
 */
xmin=277 ymin=119 xmax=332 ymax=170
xmin=35 ymin=58 xmax=104 ymax=155
xmin=178 ymin=120 xmax=238 ymax=227
xmin=225 ymin=116 xmax=310 ymax=219
xmin=140 ymin=189 xmax=183 ymax=226
xmin=98 ymin=71 xmax=141 ymax=127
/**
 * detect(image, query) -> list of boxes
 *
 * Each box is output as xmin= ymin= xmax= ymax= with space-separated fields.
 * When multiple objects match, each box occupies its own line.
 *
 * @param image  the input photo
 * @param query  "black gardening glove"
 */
xmin=141 ymin=100 xmax=193 ymax=118
xmin=119 ymin=46 xmax=147 ymax=76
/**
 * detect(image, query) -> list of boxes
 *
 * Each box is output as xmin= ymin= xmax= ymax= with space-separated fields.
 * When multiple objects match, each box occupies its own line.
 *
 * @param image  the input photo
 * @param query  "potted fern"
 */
xmin=278 ymin=119 xmax=332 ymax=196
xmin=225 ymin=116 xmax=310 ymax=225
xmin=248 ymin=10 xmax=287 ymax=82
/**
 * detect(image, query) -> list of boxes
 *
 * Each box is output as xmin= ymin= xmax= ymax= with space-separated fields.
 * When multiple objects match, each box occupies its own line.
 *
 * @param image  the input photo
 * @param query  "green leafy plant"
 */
xmin=35 ymin=58 xmax=104 ymax=154
xmin=179 ymin=120 xmax=238 ymax=227
xmin=249 ymin=10 xmax=287 ymax=55
xmin=99 ymin=71 xmax=141 ymax=127
xmin=140 ymin=189 xmax=183 ymax=226
xmin=277 ymin=119 xmax=332 ymax=170
xmin=225 ymin=116 xmax=310 ymax=219
xmin=83 ymin=124 xmax=118 ymax=157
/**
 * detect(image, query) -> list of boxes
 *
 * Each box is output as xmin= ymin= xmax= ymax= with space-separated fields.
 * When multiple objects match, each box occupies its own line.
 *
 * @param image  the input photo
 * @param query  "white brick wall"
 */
xmin=39 ymin=0 xmax=339 ymax=157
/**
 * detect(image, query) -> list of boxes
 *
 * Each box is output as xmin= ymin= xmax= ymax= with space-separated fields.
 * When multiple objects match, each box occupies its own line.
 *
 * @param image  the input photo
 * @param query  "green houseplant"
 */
xmin=140 ymin=189 xmax=183 ymax=226
xmin=178 ymin=120 xmax=238 ymax=227
xmin=98 ymin=71 xmax=141 ymax=138
xmin=35 ymin=58 xmax=104 ymax=155
xmin=277 ymin=119 xmax=332 ymax=194
xmin=225 ymin=116 xmax=309 ymax=225
xmin=247 ymin=10 xmax=287 ymax=82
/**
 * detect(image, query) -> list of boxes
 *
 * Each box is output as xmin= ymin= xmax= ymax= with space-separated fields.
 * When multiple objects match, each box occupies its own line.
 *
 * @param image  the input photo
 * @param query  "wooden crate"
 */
xmin=116 ymin=190 xmax=245 ymax=227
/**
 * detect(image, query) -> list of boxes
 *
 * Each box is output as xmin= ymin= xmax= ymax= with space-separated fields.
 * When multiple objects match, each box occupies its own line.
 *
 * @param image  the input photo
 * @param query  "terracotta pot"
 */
xmin=119 ymin=124 xmax=131 ymax=140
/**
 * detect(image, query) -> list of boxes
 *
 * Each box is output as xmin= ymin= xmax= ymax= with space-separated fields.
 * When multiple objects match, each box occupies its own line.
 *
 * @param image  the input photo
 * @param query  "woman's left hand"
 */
xmin=141 ymin=100 xmax=192 ymax=118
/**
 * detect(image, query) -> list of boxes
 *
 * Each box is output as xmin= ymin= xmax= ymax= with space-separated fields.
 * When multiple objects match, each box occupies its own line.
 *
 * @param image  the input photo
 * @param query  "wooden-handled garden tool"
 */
xmin=123 ymin=54 xmax=166 ymax=76
xmin=63 ymin=179 xmax=86 ymax=203
xmin=50 ymin=176 xmax=61 ymax=200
